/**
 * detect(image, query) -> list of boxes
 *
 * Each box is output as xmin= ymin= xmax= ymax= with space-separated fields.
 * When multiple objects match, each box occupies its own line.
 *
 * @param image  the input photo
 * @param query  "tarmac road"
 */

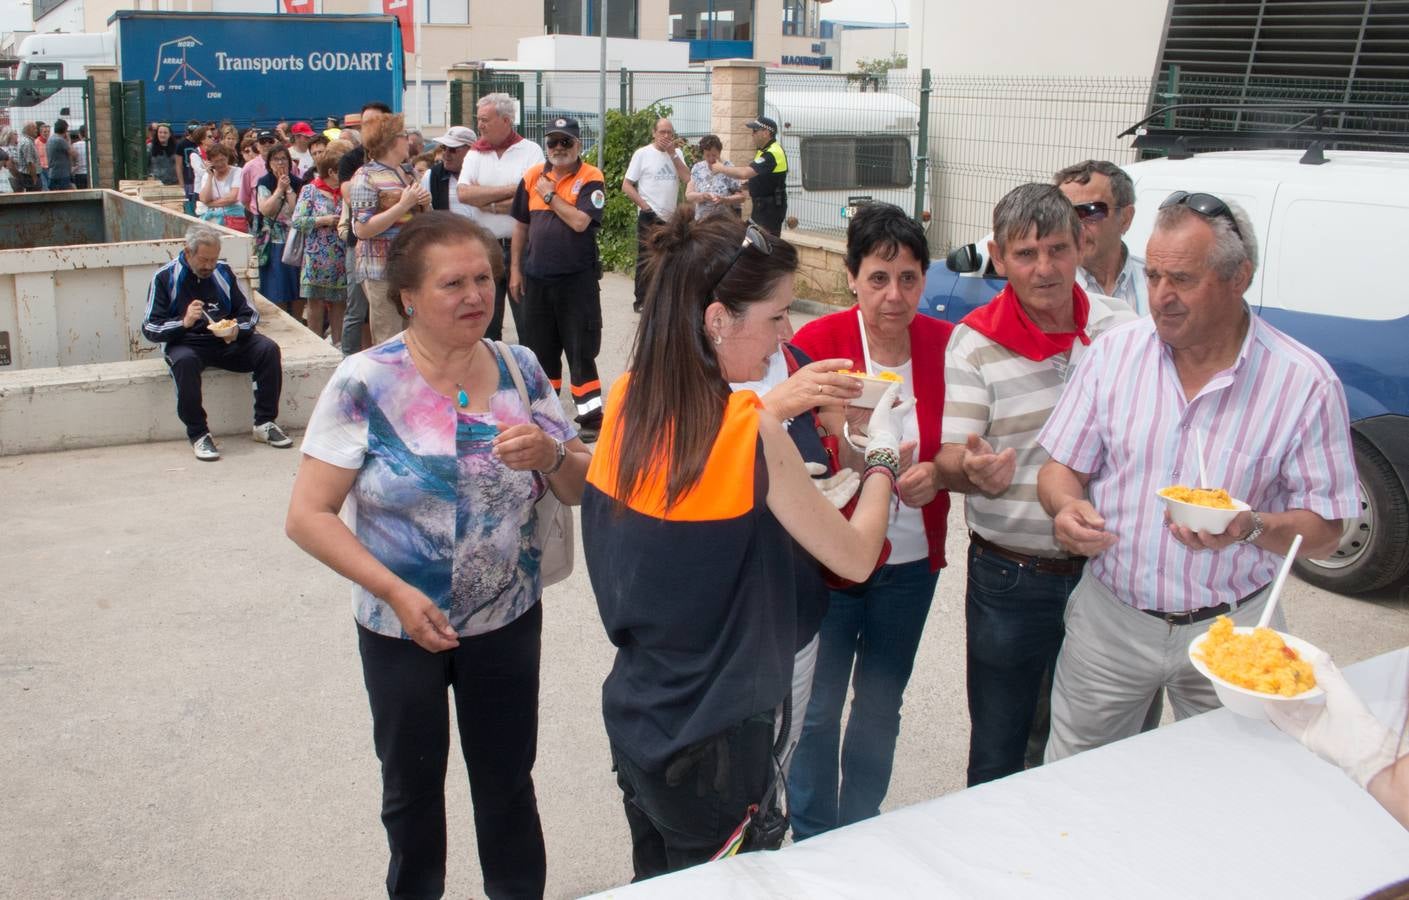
xmin=3 ymin=272 xmax=1407 ymax=899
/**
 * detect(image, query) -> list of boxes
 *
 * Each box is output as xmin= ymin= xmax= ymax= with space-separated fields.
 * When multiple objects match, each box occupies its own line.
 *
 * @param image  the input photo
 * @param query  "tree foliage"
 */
xmin=855 ymin=52 xmax=908 ymax=76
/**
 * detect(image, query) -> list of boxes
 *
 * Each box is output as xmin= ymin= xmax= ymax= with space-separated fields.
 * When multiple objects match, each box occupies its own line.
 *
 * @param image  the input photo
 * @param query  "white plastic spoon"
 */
xmin=1256 ymin=533 xmax=1304 ymax=629
xmin=1194 ymin=429 xmax=1210 ymax=489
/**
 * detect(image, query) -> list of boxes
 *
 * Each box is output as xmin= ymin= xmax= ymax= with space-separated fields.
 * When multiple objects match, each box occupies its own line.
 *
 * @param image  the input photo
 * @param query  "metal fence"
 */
xmin=0 ymin=78 xmax=100 ymax=188
xmin=761 ymin=70 xmax=928 ymax=240
xmin=924 ymin=75 xmax=1154 ymax=253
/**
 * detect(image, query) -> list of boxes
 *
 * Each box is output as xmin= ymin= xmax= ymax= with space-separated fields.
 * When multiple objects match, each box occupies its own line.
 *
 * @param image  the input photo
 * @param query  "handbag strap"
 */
xmin=496 ymin=341 xmax=555 ymax=498
xmin=495 ymin=340 xmax=532 ymax=410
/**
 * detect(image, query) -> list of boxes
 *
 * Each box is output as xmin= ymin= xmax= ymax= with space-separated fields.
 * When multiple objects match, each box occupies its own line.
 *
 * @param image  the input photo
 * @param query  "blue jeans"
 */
xmin=788 ymin=558 xmax=939 ymax=840
xmin=964 ymin=541 xmax=1082 ymax=786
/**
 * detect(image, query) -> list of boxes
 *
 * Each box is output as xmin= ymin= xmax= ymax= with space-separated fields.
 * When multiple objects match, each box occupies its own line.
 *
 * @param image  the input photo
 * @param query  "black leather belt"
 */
xmin=1140 ymin=585 xmax=1269 ymax=626
xmin=970 ymin=532 xmax=1086 ymax=576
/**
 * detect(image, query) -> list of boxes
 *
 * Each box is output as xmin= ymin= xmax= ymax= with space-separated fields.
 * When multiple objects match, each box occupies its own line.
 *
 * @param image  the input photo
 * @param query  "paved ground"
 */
xmin=4 ymin=272 xmax=1408 ymax=899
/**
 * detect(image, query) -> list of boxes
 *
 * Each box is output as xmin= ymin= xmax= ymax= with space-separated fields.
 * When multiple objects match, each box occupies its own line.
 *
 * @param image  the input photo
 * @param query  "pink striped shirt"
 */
xmin=1038 ymin=312 xmax=1359 ymax=613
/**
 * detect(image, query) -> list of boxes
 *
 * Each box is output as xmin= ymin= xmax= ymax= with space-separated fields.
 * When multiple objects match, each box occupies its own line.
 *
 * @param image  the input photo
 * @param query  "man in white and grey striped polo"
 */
xmin=936 ymin=183 xmax=1136 ymax=787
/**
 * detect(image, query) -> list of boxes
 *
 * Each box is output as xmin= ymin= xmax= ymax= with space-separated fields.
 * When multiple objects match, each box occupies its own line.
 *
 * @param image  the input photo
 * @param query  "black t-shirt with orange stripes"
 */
xmin=510 ymin=159 xmax=605 ymax=279
xmin=583 ymin=379 xmax=796 ymax=773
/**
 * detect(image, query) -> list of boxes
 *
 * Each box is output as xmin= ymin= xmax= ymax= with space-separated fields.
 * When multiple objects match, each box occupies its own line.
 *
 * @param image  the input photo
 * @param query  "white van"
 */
xmin=5 ymin=32 xmax=115 ymax=131
xmin=925 ymin=149 xmax=1409 ymax=596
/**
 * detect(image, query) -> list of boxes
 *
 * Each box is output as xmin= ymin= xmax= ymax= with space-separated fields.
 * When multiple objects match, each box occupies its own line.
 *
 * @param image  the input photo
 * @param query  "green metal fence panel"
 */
xmin=448 ymin=79 xmax=463 ymax=129
xmin=110 ymin=80 xmax=146 ymax=184
xmin=1 ymin=77 xmax=96 ymax=184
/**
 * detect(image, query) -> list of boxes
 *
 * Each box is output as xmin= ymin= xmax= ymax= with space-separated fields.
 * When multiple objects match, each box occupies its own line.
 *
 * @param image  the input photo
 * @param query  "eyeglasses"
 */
xmin=1159 ymin=190 xmax=1243 ymax=239
xmin=1072 ymin=200 xmax=1126 ymax=222
xmin=707 ymin=223 xmax=772 ymax=300
xmin=545 ymin=136 xmax=575 ymax=149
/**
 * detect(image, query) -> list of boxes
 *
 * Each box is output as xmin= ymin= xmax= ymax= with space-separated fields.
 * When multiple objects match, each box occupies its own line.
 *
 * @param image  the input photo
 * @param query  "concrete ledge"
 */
xmin=0 ymin=298 xmax=341 ymax=456
xmin=787 ymin=229 xmax=853 ymax=308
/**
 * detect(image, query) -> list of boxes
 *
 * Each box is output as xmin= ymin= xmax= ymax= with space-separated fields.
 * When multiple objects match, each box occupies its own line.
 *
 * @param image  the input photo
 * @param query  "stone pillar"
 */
xmin=707 ymin=60 xmax=764 ymax=220
xmin=85 ymin=65 xmax=119 ymax=190
xmin=446 ymin=63 xmax=482 ymax=127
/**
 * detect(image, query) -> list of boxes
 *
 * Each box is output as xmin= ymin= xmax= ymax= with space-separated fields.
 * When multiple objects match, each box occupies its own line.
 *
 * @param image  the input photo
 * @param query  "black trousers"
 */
xmin=633 ymin=210 xmax=662 ymax=307
xmin=358 ymin=602 xmax=546 ymax=900
xmin=611 ymin=711 xmax=780 ymax=881
xmin=520 ymin=268 xmax=602 ymax=423
xmin=164 ymin=334 xmax=282 ymax=441
xmin=488 ymin=239 xmax=520 ymax=342
xmin=751 ymin=194 xmax=788 ymax=236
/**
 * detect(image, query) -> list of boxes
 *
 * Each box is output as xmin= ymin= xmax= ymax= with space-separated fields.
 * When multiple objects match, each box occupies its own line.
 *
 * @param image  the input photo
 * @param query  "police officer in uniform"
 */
xmin=508 ymin=116 xmax=609 ymax=441
xmin=710 ymin=116 xmax=788 ymax=235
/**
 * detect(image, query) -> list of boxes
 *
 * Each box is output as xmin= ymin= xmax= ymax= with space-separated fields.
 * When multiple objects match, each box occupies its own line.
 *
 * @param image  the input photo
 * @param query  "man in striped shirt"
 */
xmin=939 ymin=183 xmax=1136 ymax=786
xmin=1037 ymin=192 xmax=1358 ymax=760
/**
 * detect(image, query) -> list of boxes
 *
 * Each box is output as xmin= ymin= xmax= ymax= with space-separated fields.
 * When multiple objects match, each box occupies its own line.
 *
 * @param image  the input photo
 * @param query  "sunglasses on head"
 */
xmin=545 ymin=135 xmax=575 ymax=149
xmin=707 ymin=223 xmax=772 ymax=300
xmin=1159 ymin=191 xmax=1243 ymax=239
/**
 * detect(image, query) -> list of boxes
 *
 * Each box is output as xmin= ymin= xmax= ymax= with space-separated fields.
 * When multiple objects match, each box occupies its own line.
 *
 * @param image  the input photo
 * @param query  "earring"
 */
xmin=713 ymin=333 xmax=722 ymax=345
xmin=405 ymin=305 xmax=414 ymax=316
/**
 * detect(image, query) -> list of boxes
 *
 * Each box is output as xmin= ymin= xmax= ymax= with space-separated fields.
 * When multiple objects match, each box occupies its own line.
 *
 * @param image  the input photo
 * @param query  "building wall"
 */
xmin=836 ymin=25 xmax=904 ymax=73
xmin=907 ymin=0 xmax=1168 ymax=78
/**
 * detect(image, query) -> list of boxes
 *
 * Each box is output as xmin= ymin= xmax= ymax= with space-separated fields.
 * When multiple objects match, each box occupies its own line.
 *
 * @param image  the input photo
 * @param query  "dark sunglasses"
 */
xmin=1072 ymin=200 xmax=1126 ymax=222
xmin=545 ymin=135 xmax=575 ymax=149
xmin=1160 ymin=190 xmax=1243 ymax=239
xmin=707 ymin=223 xmax=772 ymax=300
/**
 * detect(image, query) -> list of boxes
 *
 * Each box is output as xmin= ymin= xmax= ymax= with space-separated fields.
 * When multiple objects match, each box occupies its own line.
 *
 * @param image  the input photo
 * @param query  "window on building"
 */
xmin=782 ymin=0 xmax=818 ymax=38
xmin=422 ymin=0 xmax=468 ymax=25
xmin=545 ymin=0 xmax=638 ymax=38
xmin=800 ymin=136 xmax=912 ymax=191
xmin=669 ymin=0 xmax=753 ymax=41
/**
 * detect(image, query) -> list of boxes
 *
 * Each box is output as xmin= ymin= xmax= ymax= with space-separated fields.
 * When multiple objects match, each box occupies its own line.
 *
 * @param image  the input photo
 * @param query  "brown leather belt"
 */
xmin=1140 ymin=585 xmax=1269 ymax=627
xmin=970 ymin=532 xmax=1086 ymax=576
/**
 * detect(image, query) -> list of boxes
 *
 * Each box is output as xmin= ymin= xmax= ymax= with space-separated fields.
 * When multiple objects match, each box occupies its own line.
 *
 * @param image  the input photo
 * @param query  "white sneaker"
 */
xmin=192 ymin=433 xmax=221 ymax=461
xmin=252 ymin=421 xmax=293 ymax=448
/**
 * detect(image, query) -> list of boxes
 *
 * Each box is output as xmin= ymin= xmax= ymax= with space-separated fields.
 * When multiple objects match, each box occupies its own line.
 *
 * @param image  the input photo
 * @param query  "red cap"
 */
xmin=290 ymin=121 xmax=315 ymax=136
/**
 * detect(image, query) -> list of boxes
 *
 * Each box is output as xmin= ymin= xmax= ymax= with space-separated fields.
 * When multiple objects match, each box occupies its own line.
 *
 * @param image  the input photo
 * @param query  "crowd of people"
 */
xmin=128 ymin=97 xmax=1408 ymax=897
xmin=0 ymin=119 xmax=88 ymax=192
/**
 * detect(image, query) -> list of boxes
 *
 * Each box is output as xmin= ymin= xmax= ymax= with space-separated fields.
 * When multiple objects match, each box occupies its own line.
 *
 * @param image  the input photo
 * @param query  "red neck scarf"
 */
xmin=470 ymin=131 xmax=524 ymax=153
xmin=311 ymin=176 xmax=335 ymax=197
xmin=963 ymin=283 xmax=1092 ymax=362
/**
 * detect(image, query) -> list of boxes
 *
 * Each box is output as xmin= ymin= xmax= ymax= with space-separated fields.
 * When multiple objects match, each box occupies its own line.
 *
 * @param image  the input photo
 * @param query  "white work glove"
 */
xmin=862 ymin=382 xmax=912 ymax=467
xmin=1265 ymin=649 xmax=1402 ymax=788
xmin=804 ymin=462 xmax=860 ymax=509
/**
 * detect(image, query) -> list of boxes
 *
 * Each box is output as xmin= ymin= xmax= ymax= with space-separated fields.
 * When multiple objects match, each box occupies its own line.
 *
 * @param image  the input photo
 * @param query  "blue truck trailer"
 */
xmin=9 ymin=11 xmax=402 ymax=130
xmin=113 ymin=11 xmax=403 ymax=126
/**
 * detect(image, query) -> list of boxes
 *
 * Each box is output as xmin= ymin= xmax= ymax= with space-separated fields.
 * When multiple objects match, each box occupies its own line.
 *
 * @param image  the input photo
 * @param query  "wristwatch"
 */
xmin=1238 ymin=510 xmax=1265 ymax=544
xmin=539 ymin=439 xmax=567 ymax=476
xmin=540 ymin=190 xmax=555 ymax=205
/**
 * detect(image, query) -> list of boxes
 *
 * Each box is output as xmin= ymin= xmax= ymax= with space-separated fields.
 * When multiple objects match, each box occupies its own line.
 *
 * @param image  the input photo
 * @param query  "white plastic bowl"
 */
xmin=1188 ymin=626 xmax=1325 ymax=719
xmin=843 ymin=372 xmax=902 ymax=409
xmin=1157 ymin=488 xmax=1250 ymax=535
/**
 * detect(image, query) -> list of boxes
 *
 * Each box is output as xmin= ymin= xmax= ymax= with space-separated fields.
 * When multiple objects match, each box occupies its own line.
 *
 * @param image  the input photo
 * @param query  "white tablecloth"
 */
xmin=588 ymin=648 xmax=1409 ymax=899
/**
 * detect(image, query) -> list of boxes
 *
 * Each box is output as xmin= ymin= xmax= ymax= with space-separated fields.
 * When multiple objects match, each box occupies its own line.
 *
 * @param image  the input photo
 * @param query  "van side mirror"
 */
xmin=947 ymin=244 xmax=982 ymax=274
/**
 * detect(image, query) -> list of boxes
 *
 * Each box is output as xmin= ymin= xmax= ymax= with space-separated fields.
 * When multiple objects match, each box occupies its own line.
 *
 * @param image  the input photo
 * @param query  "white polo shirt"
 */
xmin=457 ymin=139 xmax=546 ymax=240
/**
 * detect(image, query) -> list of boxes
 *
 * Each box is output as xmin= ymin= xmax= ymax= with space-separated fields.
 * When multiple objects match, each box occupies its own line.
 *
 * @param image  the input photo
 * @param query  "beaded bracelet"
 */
xmin=864 ymin=445 xmax=901 ymax=479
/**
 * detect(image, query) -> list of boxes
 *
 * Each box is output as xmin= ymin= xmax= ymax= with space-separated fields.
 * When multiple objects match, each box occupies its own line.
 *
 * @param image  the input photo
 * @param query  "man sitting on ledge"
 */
xmin=142 ymin=223 xmax=292 ymax=461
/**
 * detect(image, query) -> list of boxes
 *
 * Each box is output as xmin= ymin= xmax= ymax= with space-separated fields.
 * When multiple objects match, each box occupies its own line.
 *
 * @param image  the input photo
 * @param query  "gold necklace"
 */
xmin=407 ymin=331 xmax=480 ymax=408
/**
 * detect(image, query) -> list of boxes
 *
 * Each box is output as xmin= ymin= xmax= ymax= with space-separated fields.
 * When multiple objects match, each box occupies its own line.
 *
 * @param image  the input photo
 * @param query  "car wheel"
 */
xmin=1294 ymin=434 xmax=1409 ymax=595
